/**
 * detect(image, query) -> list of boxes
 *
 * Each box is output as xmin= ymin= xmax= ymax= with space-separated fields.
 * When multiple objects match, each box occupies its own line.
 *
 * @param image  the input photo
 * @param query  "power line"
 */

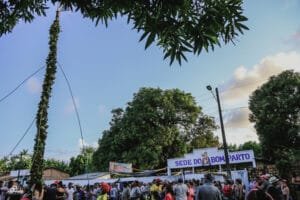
xmin=57 ymin=62 xmax=89 ymax=184
xmin=0 ymin=66 xmax=45 ymax=103
xmin=57 ymin=62 xmax=85 ymax=150
xmin=203 ymin=106 xmax=249 ymax=117
xmin=223 ymin=106 xmax=248 ymax=112
xmin=8 ymin=117 xmax=36 ymax=157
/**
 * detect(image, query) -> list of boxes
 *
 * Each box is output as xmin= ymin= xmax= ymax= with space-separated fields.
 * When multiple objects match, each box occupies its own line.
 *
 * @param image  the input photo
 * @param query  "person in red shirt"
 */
xmin=187 ymin=182 xmax=195 ymax=200
xmin=164 ymin=184 xmax=174 ymax=200
xmin=222 ymin=180 xmax=233 ymax=200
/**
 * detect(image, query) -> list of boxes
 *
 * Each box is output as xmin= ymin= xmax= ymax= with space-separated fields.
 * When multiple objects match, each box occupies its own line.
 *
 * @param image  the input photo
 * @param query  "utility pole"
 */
xmin=215 ymin=88 xmax=231 ymax=178
xmin=206 ymin=86 xmax=231 ymax=178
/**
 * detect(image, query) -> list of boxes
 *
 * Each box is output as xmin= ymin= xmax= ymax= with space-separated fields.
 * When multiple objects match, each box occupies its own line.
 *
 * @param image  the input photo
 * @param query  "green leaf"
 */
xmin=139 ymin=31 xmax=149 ymax=42
xmin=145 ymin=32 xmax=156 ymax=49
xmin=238 ymin=16 xmax=248 ymax=22
xmin=180 ymin=52 xmax=188 ymax=62
xmin=163 ymin=50 xmax=171 ymax=60
xmin=176 ymin=51 xmax=182 ymax=65
xmin=238 ymin=23 xmax=249 ymax=30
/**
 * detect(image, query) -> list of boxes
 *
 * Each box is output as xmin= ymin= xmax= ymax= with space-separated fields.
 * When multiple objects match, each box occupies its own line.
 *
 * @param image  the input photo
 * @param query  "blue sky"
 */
xmin=0 ymin=0 xmax=299 ymax=161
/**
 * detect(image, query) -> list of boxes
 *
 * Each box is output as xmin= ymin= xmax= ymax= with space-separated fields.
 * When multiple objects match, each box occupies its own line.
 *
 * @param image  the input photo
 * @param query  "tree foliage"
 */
xmin=188 ymin=116 xmax=219 ymax=150
xmin=92 ymin=87 xmax=218 ymax=171
xmin=238 ymin=141 xmax=262 ymax=158
xmin=275 ymin=148 xmax=296 ymax=179
xmin=1 ymin=0 xmax=248 ymax=65
xmin=69 ymin=146 xmax=95 ymax=176
xmin=0 ymin=150 xmax=69 ymax=175
xmin=227 ymin=141 xmax=262 ymax=158
xmin=249 ymin=70 xmax=300 ymax=164
xmin=0 ymin=150 xmax=32 ymax=173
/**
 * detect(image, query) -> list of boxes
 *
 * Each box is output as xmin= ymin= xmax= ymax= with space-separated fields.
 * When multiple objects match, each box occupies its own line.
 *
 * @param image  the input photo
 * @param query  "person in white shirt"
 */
xmin=110 ymin=184 xmax=118 ymax=200
xmin=130 ymin=181 xmax=141 ymax=200
xmin=173 ymin=178 xmax=188 ymax=200
xmin=66 ymin=183 xmax=74 ymax=200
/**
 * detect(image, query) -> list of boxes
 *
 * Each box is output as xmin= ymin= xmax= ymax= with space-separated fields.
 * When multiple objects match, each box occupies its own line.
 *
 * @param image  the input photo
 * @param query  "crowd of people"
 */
xmin=0 ymin=173 xmax=293 ymax=200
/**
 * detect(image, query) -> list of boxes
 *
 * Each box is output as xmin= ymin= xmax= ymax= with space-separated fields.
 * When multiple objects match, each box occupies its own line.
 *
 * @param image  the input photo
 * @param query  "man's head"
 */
xmin=68 ymin=182 xmax=73 ymax=189
xmin=204 ymin=173 xmax=214 ymax=182
xmin=178 ymin=178 xmax=183 ymax=183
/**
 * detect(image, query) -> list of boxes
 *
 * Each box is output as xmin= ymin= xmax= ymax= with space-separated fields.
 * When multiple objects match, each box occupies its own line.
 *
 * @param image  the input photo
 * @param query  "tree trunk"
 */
xmin=30 ymin=10 xmax=60 ymax=185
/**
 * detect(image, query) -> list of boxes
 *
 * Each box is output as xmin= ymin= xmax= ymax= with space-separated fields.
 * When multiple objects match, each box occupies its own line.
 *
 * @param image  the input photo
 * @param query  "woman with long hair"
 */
xmin=164 ymin=184 xmax=174 ymax=200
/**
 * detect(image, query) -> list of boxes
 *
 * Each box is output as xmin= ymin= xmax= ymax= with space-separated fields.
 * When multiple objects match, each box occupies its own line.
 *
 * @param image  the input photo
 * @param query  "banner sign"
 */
xmin=10 ymin=169 xmax=30 ymax=177
xmin=109 ymin=162 xmax=132 ymax=173
xmin=167 ymin=147 xmax=255 ymax=169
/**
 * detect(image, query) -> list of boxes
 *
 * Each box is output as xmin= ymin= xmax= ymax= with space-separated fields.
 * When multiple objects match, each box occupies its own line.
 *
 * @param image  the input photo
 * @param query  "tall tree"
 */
xmin=0 ymin=150 xmax=69 ymax=174
xmin=249 ymin=70 xmax=300 ymax=177
xmin=30 ymin=11 xmax=60 ymax=186
xmin=0 ymin=158 xmax=8 ymax=174
xmin=69 ymin=146 xmax=95 ymax=176
xmin=3 ymin=150 xmax=32 ymax=171
xmin=92 ymin=87 xmax=218 ymax=170
xmin=238 ymin=141 xmax=262 ymax=158
xmin=188 ymin=115 xmax=219 ymax=150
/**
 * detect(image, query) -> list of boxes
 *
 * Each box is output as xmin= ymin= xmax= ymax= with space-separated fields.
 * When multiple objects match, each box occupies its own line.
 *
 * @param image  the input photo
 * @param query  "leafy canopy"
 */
xmin=249 ymin=70 xmax=300 ymax=162
xmin=92 ymin=87 xmax=218 ymax=170
xmin=69 ymin=146 xmax=96 ymax=176
xmin=227 ymin=141 xmax=262 ymax=158
xmin=1 ymin=0 xmax=248 ymax=65
xmin=0 ymin=149 xmax=69 ymax=174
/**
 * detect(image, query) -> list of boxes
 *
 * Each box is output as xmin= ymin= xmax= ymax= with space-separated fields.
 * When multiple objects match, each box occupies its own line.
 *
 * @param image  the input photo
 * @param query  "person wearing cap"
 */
xmin=195 ymin=174 xmax=222 ymax=200
xmin=267 ymin=176 xmax=283 ymax=200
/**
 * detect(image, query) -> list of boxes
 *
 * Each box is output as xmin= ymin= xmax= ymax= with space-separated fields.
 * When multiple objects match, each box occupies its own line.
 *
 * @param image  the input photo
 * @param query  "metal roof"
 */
xmin=66 ymin=172 xmax=109 ymax=180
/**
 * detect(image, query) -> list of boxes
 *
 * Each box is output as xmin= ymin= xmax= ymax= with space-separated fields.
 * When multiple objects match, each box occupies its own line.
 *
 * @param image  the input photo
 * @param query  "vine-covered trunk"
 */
xmin=30 ymin=11 xmax=60 ymax=185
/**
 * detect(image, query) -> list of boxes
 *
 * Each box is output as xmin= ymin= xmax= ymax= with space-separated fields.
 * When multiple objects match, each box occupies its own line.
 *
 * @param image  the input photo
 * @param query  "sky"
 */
xmin=0 ymin=0 xmax=299 ymax=161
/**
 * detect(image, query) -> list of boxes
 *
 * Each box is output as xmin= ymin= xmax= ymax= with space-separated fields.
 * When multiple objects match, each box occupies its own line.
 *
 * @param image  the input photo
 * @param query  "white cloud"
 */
xmin=64 ymin=98 xmax=80 ymax=114
xmin=78 ymin=138 xmax=98 ymax=149
xmin=217 ymin=52 xmax=300 ymax=144
xmin=225 ymin=108 xmax=250 ymax=129
xmin=214 ymin=126 xmax=258 ymax=145
xmin=45 ymin=148 xmax=78 ymax=161
xmin=225 ymin=128 xmax=258 ymax=145
xmin=26 ymin=77 xmax=42 ymax=94
xmin=221 ymin=51 xmax=300 ymax=104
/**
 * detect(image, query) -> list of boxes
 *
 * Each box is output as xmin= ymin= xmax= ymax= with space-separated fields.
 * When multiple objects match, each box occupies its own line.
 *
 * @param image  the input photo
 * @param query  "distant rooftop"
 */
xmin=66 ymin=172 xmax=109 ymax=180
